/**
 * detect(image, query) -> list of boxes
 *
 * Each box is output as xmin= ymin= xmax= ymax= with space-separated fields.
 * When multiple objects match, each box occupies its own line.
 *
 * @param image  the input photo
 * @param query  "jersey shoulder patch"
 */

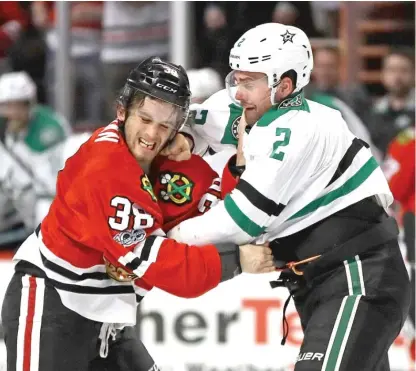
xmin=256 ymin=92 xmax=310 ymax=128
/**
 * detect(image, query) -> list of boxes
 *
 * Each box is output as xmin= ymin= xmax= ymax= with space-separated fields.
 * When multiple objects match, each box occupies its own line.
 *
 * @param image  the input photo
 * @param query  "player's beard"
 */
xmin=244 ymin=91 xmax=272 ymax=126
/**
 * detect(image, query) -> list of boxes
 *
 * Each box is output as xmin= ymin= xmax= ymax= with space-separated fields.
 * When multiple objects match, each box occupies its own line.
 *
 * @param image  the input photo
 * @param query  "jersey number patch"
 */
xmin=108 ymin=196 xmax=154 ymax=231
xmin=193 ymin=109 xmax=208 ymax=125
xmin=271 ymin=128 xmax=291 ymax=161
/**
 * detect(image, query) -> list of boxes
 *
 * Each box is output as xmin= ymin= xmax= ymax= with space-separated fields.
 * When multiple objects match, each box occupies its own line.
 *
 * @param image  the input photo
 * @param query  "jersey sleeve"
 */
xmin=168 ymin=120 xmax=319 ymax=245
xmin=89 ymin=159 xmax=239 ymax=298
xmin=180 ymin=115 xmax=209 ymax=156
xmin=221 ymin=154 xmax=240 ymax=198
xmin=182 ymin=90 xmax=239 ymax=154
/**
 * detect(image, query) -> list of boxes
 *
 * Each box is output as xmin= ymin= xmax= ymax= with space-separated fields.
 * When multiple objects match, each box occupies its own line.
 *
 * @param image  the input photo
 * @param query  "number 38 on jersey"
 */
xmin=108 ymin=196 xmax=154 ymax=231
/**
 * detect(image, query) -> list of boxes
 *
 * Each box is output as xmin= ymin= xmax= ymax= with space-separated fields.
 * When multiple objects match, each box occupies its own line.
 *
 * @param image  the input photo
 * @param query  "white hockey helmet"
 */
xmin=187 ymin=68 xmax=223 ymax=101
xmin=227 ymin=23 xmax=313 ymax=105
xmin=0 ymin=71 xmax=37 ymax=104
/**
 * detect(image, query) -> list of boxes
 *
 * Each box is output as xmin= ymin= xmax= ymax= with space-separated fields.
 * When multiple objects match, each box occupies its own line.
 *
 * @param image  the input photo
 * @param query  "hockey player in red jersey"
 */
xmin=1 ymin=57 xmax=274 ymax=371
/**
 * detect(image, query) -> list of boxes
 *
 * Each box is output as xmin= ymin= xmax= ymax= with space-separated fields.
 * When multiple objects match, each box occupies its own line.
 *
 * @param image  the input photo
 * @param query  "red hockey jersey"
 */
xmin=14 ymin=122 xmax=222 ymax=324
xmin=151 ymin=155 xmax=222 ymax=232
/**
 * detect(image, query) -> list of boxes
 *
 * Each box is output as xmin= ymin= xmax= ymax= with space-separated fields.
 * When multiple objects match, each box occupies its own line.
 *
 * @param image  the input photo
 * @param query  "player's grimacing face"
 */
xmin=233 ymin=71 xmax=272 ymax=125
xmin=119 ymin=97 xmax=178 ymax=170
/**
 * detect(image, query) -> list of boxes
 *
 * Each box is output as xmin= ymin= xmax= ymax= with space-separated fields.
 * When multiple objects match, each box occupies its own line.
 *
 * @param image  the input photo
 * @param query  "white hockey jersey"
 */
xmin=0 ymin=142 xmax=37 ymax=233
xmin=185 ymin=89 xmax=240 ymax=157
xmin=169 ymin=90 xmax=393 ymax=245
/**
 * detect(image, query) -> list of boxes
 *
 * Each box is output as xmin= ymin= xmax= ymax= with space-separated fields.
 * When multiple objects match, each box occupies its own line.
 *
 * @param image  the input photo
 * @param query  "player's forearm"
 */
xmin=143 ymin=239 xmax=241 ymax=298
xmin=118 ymin=235 xmax=241 ymax=298
xmin=167 ymin=201 xmax=253 ymax=246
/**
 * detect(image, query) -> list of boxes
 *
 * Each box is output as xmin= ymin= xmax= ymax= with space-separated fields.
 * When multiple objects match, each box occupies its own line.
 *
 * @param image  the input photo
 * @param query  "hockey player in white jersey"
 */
xmin=168 ymin=23 xmax=411 ymax=370
xmin=0 ymin=133 xmax=89 ymax=247
xmin=0 ymin=141 xmax=38 ymax=240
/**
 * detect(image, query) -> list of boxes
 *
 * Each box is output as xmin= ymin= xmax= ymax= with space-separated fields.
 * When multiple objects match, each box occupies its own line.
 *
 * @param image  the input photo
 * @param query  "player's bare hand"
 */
xmin=160 ymin=133 xmax=192 ymax=161
xmin=239 ymin=244 xmax=275 ymax=273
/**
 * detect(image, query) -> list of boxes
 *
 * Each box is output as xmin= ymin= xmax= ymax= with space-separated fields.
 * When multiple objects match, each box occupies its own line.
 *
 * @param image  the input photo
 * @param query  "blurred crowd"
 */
xmin=0 ymin=0 xmax=414 ymax=355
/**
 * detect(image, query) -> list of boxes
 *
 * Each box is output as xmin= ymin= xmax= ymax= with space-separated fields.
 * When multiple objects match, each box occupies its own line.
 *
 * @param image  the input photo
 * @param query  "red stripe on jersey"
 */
xmin=23 ymin=276 xmax=37 ymax=371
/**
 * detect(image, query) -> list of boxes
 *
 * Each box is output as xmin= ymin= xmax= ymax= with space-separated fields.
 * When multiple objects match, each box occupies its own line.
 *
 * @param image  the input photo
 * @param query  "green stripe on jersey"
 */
xmin=321 ymin=258 xmax=364 ymax=370
xmin=322 ymin=295 xmax=361 ymax=371
xmin=224 ymin=195 xmax=265 ymax=237
xmin=289 ymin=157 xmax=379 ymax=220
xmin=345 ymin=257 xmax=362 ymax=295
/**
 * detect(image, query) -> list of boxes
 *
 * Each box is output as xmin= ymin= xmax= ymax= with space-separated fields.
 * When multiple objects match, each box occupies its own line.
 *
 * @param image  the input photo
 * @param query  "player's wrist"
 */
xmin=178 ymin=132 xmax=195 ymax=152
xmin=228 ymin=154 xmax=245 ymax=177
xmin=215 ymin=242 xmax=242 ymax=282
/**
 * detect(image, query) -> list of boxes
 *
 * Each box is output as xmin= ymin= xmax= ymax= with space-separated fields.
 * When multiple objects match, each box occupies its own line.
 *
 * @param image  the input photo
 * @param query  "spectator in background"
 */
xmin=101 ymin=1 xmax=169 ymax=121
xmin=187 ymin=67 xmax=223 ymax=104
xmin=7 ymin=2 xmax=47 ymax=104
xmin=305 ymin=46 xmax=371 ymax=122
xmin=271 ymin=2 xmax=323 ymax=37
xmin=309 ymin=1 xmax=339 ymax=37
xmin=0 ymin=1 xmax=28 ymax=75
xmin=31 ymin=1 xmax=103 ymax=124
xmin=368 ymin=47 xmax=415 ymax=157
xmin=194 ymin=2 xmax=321 ymax=80
xmin=196 ymin=4 xmax=238 ymax=81
xmin=272 ymin=2 xmax=299 ymax=26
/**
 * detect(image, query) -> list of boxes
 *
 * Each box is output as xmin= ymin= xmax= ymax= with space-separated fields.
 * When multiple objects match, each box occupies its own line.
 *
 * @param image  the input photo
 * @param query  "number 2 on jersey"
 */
xmin=193 ymin=109 xmax=208 ymax=125
xmin=271 ymin=128 xmax=291 ymax=161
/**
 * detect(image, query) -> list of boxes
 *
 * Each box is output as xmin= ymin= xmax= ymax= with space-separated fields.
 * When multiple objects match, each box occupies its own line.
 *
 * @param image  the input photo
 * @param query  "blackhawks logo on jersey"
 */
xmin=104 ymin=257 xmax=137 ymax=282
xmin=159 ymin=172 xmax=194 ymax=205
xmin=141 ymin=174 xmax=157 ymax=202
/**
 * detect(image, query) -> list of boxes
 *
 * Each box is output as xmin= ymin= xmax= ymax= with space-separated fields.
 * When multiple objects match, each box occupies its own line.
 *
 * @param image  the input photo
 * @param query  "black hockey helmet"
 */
xmin=119 ymin=56 xmax=191 ymax=131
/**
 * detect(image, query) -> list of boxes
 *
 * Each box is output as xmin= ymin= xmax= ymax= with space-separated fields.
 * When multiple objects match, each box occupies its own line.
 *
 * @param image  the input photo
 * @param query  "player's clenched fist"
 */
xmin=160 ymin=132 xmax=192 ymax=161
xmin=238 ymin=244 xmax=275 ymax=273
